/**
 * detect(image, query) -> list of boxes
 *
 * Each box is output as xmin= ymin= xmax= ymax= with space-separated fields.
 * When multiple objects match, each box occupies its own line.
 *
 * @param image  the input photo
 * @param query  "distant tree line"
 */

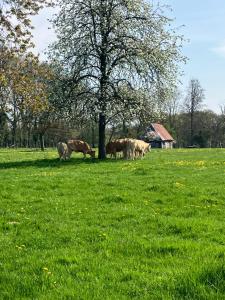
xmin=1 ymin=75 xmax=225 ymax=149
xmin=163 ymin=79 xmax=225 ymax=148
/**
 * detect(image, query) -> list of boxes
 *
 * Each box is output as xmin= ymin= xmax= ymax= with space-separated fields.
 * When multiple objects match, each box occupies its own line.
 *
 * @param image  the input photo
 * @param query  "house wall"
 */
xmin=162 ymin=141 xmax=173 ymax=149
xmin=150 ymin=140 xmax=174 ymax=149
xmin=150 ymin=141 xmax=161 ymax=148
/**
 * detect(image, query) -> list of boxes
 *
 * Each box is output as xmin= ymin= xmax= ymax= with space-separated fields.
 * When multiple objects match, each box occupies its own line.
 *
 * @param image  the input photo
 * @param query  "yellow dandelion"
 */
xmin=175 ymin=182 xmax=185 ymax=188
xmin=195 ymin=160 xmax=205 ymax=167
xmin=43 ymin=267 xmax=48 ymax=272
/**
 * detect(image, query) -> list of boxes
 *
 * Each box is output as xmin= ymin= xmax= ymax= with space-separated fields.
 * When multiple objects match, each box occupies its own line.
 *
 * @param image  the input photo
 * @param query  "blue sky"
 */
xmin=167 ymin=0 xmax=225 ymax=112
xmin=31 ymin=0 xmax=225 ymax=112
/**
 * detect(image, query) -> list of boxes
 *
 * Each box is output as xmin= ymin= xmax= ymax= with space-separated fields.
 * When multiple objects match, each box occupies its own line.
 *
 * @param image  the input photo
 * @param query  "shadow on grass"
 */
xmin=0 ymin=157 xmax=124 ymax=170
xmin=0 ymin=148 xmax=45 ymax=153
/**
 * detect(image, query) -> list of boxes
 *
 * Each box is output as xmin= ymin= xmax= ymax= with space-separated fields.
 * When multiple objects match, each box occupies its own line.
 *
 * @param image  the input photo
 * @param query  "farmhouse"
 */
xmin=143 ymin=123 xmax=175 ymax=149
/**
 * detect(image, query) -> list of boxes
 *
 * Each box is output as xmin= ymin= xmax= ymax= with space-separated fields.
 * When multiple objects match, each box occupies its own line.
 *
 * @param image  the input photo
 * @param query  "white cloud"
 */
xmin=212 ymin=43 xmax=225 ymax=58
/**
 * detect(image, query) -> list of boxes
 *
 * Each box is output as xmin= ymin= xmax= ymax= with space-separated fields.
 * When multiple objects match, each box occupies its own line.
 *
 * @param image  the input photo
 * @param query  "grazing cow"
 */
xmin=134 ymin=140 xmax=151 ymax=158
xmin=106 ymin=138 xmax=151 ymax=160
xmin=126 ymin=139 xmax=151 ymax=160
xmin=106 ymin=139 xmax=127 ymax=158
xmin=67 ymin=139 xmax=95 ymax=158
xmin=57 ymin=142 xmax=71 ymax=160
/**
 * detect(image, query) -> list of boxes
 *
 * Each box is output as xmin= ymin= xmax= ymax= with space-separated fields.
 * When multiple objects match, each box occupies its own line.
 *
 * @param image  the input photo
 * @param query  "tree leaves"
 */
xmin=0 ymin=50 xmax=52 ymax=115
xmin=50 ymin=0 xmax=185 ymax=122
xmin=0 ymin=0 xmax=54 ymax=51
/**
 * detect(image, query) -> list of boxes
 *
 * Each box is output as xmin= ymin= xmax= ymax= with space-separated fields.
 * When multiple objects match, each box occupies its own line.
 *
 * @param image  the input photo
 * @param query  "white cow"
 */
xmin=57 ymin=142 xmax=71 ymax=160
xmin=126 ymin=139 xmax=151 ymax=160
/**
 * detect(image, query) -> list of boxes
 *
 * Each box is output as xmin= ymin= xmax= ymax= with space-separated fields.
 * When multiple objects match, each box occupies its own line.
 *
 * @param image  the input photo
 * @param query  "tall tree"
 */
xmin=184 ymin=79 xmax=205 ymax=145
xmin=164 ymin=89 xmax=182 ymax=129
xmin=50 ymin=0 xmax=184 ymax=159
xmin=1 ymin=53 xmax=52 ymax=146
xmin=0 ymin=0 xmax=54 ymax=145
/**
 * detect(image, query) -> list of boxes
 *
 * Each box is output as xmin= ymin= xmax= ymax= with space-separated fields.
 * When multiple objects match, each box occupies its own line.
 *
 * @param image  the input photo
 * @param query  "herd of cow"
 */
xmin=57 ymin=138 xmax=151 ymax=161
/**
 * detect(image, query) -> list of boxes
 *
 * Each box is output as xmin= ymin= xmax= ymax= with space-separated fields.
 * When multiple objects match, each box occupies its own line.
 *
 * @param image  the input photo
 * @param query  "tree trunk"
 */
xmin=40 ymin=133 xmax=45 ymax=151
xmin=91 ymin=121 xmax=95 ymax=148
xmin=27 ymin=128 xmax=30 ymax=148
xmin=20 ymin=127 xmax=23 ymax=147
xmin=190 ymin=111 xmax=194 ymax=145
xmin=122 ymin=119 xmax=128 ymax=137
xmin=98 ymin=113 xmax=106 ymax=159
xmin=12 ymin=96 xmax=17 ymax=147
xmin=12 ymin=122 xmax=16 ymax=146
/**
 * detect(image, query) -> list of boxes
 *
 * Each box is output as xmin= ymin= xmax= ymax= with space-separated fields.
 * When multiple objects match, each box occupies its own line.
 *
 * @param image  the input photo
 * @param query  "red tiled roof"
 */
xmin=151 ymin=123 xmax=174 ymax=141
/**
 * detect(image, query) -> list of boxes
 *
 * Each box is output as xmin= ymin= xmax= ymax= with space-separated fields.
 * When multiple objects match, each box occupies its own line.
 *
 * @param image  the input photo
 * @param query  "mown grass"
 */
xmin=1 ymin=148 xmax=225 ymax=299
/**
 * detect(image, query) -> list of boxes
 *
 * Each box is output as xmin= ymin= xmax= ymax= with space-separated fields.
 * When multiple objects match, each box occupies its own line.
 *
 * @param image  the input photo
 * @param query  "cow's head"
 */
xmin=88 ymin=149 xmax=96 ymax=158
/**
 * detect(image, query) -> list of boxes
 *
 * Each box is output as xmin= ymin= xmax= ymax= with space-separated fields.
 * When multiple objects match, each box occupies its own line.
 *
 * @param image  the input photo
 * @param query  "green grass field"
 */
xmin=1 ymin=148 xmax=225 ymax=299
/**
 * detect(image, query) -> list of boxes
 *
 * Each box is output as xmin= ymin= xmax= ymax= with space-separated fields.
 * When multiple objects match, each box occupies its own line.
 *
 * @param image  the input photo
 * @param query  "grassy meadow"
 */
xmin=1 ymin=148 xmax=225 ymax=299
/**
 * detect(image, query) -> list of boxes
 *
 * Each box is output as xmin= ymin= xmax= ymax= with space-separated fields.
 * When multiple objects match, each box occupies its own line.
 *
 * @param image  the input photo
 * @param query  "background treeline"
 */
xmin=0 ymin=72 xmax=225 ymax=149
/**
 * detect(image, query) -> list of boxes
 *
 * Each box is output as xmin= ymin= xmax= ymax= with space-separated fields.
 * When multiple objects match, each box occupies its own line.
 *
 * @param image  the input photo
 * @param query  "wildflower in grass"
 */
xmin=16 ymin=245 xmax=22 ymax=250
xmin=175 ymin=160 xmax=190 ymax=166
xmin=174 ymin=182 xmax=185 ymax=188
xmin=99 ymin=232 xmax=107 ymax=240
xmin=122 ymin=162 xmax=137 ymax=170
xmin=195 ymin=160 xmax=205 ymax=167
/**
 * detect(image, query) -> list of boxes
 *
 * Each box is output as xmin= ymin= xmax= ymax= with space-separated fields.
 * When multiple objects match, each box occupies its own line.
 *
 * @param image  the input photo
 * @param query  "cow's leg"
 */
xmin=62 ymin=150 xmax=68 ymax=160
xmin=67 ymin=148 xmax=72 ymax=160
xmin=123 ymin=149 xmax=127 ymax=159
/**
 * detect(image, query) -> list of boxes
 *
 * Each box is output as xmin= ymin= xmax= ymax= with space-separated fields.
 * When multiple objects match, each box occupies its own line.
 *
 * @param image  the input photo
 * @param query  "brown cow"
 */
xmin=67 ymin=139 xmax=95 ymax=158
xmin=106 ymin=139 xmax=128 ymax=159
